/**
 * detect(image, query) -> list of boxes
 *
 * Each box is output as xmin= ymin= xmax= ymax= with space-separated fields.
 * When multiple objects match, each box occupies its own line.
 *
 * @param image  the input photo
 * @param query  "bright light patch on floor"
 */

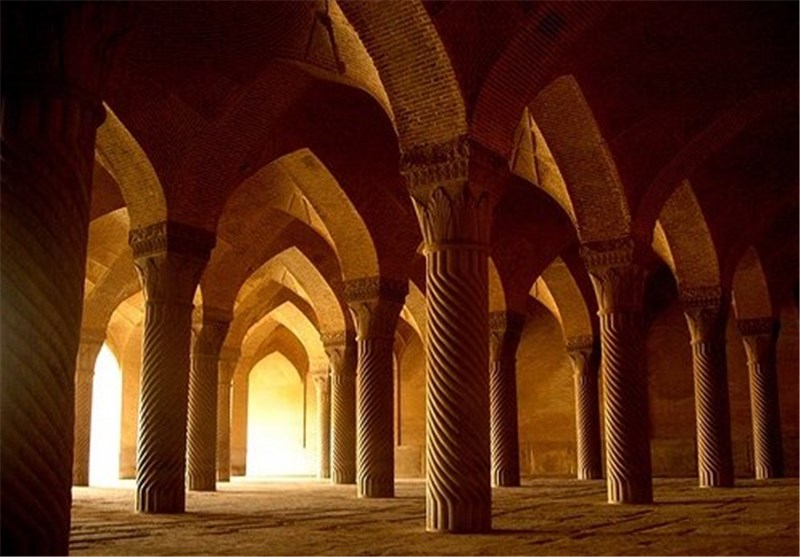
xmin=247 ymin=353 xmax=313 ymax=476
xmin=89 ymin=344 xmax=122 ymax=486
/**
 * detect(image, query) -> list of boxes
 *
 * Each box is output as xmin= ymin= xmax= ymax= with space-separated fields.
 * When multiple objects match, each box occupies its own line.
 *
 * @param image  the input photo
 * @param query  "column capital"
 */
xmin=194 ymin=316 xmax=231 ymax=359
xmin=489 ymin=311 xmax=525 ymax=363
xmin=580 ymin=238 xmax=644 ymax=314
xmin=565 ymin=335 xmax=596 ymax=377
xmin=344 ymin=277 xmax=407 ymax=340
xmin=130 ymin=222 xmax=214 ymax=305
xmin=737 ymin=317 xmax=779 ymax=338
xmin=738 ymin=318 xmax=779 ymax=364
xmin=400 ymin=136 xmax=470 ymax=198
xmin=681 ymin=287 xmax=729 ymax=344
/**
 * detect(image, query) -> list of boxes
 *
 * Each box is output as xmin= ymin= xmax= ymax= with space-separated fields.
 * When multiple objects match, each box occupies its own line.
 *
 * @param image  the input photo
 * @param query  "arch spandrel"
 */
xmin=530 ymin=277 xmax=563 ymax=330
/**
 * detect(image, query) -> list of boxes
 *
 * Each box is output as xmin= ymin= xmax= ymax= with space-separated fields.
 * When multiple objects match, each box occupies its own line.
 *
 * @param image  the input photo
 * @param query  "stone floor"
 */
xmin=70 ymin=477 xmax=798 ymax=556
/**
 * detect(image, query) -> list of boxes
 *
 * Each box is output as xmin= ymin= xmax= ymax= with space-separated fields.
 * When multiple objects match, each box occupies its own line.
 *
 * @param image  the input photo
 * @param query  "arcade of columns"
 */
xmin=0 ymin=4 xmax=792 ymax=556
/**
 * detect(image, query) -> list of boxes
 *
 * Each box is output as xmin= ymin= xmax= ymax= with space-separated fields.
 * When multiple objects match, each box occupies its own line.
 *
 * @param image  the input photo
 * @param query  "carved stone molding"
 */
xmin=400 ymin=135 xmax=470 ymax=194
xmin=411 ymin=185 xmax=490 ymax=251
xmin=489 ymin=311 xmax=524 ymax=364
xmin=129 ymin=221 xmax=216 ymax=262
xmin=133 ymin=250 xmax=208 ymax=306
xmin=585 ymin=263 xmax=645 ymax=314
xmin=738 ymin=317 xmax=779 ymax=338
xmin=344 ymin=279 xmax=407 ymax=341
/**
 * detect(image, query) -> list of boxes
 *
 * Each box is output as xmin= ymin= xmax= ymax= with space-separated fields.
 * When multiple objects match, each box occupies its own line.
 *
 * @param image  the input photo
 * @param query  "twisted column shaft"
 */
xmin=582 ymin=240 xmax=652 ymax=504
xmin=73 ymin=333 xmax=106 ymax=486
xmin=187 ymin=315 xmax=230 ymax=491
xmin=345 ymin=278 xmax=407 ymax=498
xmin=325 ymin=332 xmax=358 ymax=484
xmin=567 ymin=336 xmax=602 ymax=480
xmin=313 ymin=370 xmax=332 ymax=479
xmin=404 ymin=138 xmax=492 ymax=533
xmin=1 ymin=5 xmax=124 ymax=552
xmin=131 ymin=222 xmax=213 ymax=513
xmin=489 ymin=312 xmax=524 ymax=487
xmin=216 ymin=351 xmax=238 ymax=482
xmin=683 ymin=289 xmax=734 ymax=488
xmin=739 ymin=318 xmax=783 ymax=479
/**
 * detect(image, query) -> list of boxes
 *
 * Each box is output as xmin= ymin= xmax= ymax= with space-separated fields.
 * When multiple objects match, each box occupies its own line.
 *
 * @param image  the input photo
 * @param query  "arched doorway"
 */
xmin=89 ymin=344 xmax=122 ymax=485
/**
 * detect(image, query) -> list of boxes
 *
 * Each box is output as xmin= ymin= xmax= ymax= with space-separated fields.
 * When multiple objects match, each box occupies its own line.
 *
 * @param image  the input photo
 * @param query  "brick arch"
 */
xmin=402 ymin=280 xmax=427 ymax=347
xmin=633 ymin=87 xmax=797 ymax=242
xmin=732 ymin=247 xmax=774 ymax=320
xmin=471 ymin=2 xmax=610 ymax=157
xmin=260 ymin=300 xmax=327 ymax=370
xmin=530 ymin=75 xmax=630 ymax=243
xmin=226 ymin=283 xmax=320 ymax=359
xmin=539 ymin=257 xmax=593 ymax=340
xmin=247 ymin=325 xmax=310 ymax=384
xmin=529 ymin=277 xmax=562 ymax=330
xmin=656 ymin=180 xmax=720 ymax=290
xmin=338 ymin=0 xmax=466 ymax=151
xmin=95 ymin=104 xmax=166 ymax=229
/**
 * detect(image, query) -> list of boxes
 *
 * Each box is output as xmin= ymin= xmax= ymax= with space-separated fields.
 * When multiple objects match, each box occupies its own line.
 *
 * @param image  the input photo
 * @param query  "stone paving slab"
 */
xmin=70 ymin=477 xmax=798 ymax=556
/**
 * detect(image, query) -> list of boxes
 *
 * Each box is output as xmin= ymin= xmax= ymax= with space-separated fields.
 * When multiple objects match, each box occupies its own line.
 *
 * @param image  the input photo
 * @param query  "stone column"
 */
xmin=312 ymin=367 xmax=332 ymax=479
xmin=72 ymin=330 xmax=107 ymax=486
xmin=581 ymin=239 xmax=652 ymax=504
xmin=231 ymin=358 xmax=252 ymax=476
xmin=1 ymin=4 xmax=124 ymax=554
xmin=323 ymin=331 xmax=358 ymax=484
xmin=489 ymin=311 xmax=524 ymax=487
xmin=738 ymin=317 xmax=783 ymax=479
xmin=566 ymin=335 xmax=603 ymax=480
xmin=682 ymin=288 xmax=734 ymax=487
xmin=216 ymin=349 xmax=239 ymax=482
xmin=187 ymin=312 xmax=231 ymax=491
xmin=344 ymin=278 xmax=408 ymax=498
xmin=402 ymin=137 xmax=492 ymax=532
xmin=130 ymin=221 xmax=214 ymax=513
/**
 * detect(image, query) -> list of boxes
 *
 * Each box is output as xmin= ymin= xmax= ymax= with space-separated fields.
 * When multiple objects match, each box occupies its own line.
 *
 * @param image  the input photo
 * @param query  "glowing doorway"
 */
xmin=246 ymin=353 xmax=313 ymax=476
xmin=88 ymin=344 xmax=122 ymax=485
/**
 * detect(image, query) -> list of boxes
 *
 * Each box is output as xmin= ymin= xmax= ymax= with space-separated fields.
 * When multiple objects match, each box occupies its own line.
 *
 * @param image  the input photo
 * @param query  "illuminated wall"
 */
xmin=89 ymin=344 xmax=122 ymax=485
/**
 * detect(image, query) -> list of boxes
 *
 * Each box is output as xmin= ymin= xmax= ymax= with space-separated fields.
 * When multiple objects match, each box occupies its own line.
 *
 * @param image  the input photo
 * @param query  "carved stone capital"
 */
xmin=322 ymin=330 xmax=357 ymax=375
xmin=580 ymin=239 xmax=645 ymax=313
xmin=129 ymin=221 xmax=216 ymax=262
xmin=344 ymin=278 xmax=407 ymax=340
xmin=681 ymin=287 xmax=728 ymax=344
xmin=411 ymin=184 xmax=490 ymax=251
xmin=311 ymin=370 xmax=331 ymax=393
xmin=579 ymin=237 xmax=637 ymax=270
xmin=737 ymin=317 xmax=779 ymax=338
xmin=343 ymin=277 xmax=408 ymax=305
xmin=400 ymin=136 xmax=470 ymax=195
xmin=489 ymin=311 xmax=525 ymax=362
xmin=566 ymin=336 xmax=595 ymax=377
xmin=194 ymin=318 xmax=231 ymax=359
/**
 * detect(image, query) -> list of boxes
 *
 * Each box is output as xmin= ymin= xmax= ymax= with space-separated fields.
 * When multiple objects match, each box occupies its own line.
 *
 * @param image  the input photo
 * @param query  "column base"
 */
xmin=187 ymin=475 xmax=216 ymax=492
xmin=136 ymin=486 xmax=185 ymax=513
xmin=426 ymin=497 xmax=491 ymax=533
xmin=577 ymin=467 xmax=603 ymax=480
xmin=698 ymin=469 xmax=733 ymax=488
xmin=755 ymin=466 xmax=783 ymax=480
xmin=491 ymin=468 xmax=520 ymax=487
xmin=607 ymin=476 xmax=652 ymax=504
xmin=358 ymin=475 xmax=393 ymax=498
xmin=332 ymin=470 xmax=356 ymax=484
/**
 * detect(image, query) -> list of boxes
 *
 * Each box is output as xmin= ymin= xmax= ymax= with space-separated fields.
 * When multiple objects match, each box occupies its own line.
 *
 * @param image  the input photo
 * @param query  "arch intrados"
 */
xmin=539 ymin=257 xmax=593 ymax=339
xmin=731 ymin=247 xmax=774 ymax=320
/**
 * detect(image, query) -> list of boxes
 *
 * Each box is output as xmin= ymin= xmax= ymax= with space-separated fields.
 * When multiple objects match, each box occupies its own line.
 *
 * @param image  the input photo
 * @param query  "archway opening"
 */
xmin=246 ymin=353 xmax=313 ymax=477
xmin=89 ymin=344 xmax=122 ymax=486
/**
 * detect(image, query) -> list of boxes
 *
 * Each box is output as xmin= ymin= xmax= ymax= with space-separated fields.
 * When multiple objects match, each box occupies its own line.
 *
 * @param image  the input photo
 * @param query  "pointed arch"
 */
xmin=539 ymin=257 xmax=593 ymax=339
xmin=656 ymin=180 xmax=720 ymax=289
xmin=488 ymin=256 xmax=507 ymax=313
xmin=95 ymin=104 xmax=167 ymax=229
xmin=338 ymin=0 xmax=466 ymax=151
xmin=531 ymin=75 xmax=630 ymax=242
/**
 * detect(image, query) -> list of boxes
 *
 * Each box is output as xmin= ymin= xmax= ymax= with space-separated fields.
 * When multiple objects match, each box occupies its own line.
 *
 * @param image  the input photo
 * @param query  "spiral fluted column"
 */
xmin=73 ymin=331 xmax=107 ymax=486
xmin=682 ymin=288 xmax=734 ymax=488
xmin=187 ymin=313 xmax=231 ymax=491
xmin=566 ymin=336 xmax=603 ymax=480
xmin=131 ymin=222 xmax=214 ymax=513
xmin=1 ymin=5 xmax=125 ymax=553
xmin=345 ymin=278 xmax=408 ymax=498
xmin=489 ymin=311 xmax=524 ymax=487
xmin=738 ymin=318 xmax=783 ymax=479
xmin=403 ymin=137 xmax=492 ymax=533
xmin=324 ymin=331 xmax=358 ymax=484
xmin=216 ymin=349 xmax=239 ymax=482
xmin=581 ymin=239 xmax=652 ymax=504
xmin=312 ymin=369 xmax=332 ymax=479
